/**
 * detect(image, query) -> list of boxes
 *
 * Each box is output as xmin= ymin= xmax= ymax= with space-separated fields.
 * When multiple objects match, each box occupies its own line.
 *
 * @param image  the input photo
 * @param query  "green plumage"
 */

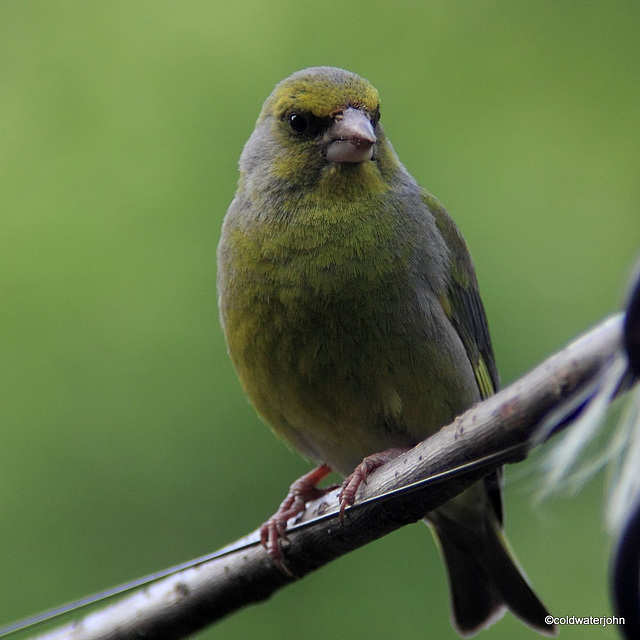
xmin=217 ymin=67 xmax=555 ymax=637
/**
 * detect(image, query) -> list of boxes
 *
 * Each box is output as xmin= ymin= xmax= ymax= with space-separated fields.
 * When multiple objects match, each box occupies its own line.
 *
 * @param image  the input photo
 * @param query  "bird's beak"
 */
xmin=325 ymin=108 xmax=376 ymax=164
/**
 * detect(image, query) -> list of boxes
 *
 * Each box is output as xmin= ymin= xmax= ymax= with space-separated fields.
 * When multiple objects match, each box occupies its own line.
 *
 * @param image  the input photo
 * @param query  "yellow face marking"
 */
xmin=262 ymin=67 xmax=380 ymax=122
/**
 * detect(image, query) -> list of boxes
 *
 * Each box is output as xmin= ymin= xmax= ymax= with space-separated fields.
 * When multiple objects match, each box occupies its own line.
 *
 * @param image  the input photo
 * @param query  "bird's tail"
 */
xmin=426 ymin=508 xmax=557 ymax=637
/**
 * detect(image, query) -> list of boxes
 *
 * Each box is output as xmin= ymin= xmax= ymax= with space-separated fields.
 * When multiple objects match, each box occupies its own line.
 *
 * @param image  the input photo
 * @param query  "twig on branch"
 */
xmin=11 ymin=314 xmax=625 ymax=640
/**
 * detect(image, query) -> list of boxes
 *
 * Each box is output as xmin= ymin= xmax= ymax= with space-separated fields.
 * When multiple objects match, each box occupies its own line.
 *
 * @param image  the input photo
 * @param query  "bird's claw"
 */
xmin=338 ymin=447 xmax=410 ymax=520
xmin=260 ymin=517 xmax=295 ymax=577
xmin=259 ymin=464 xmax=332 ymax=576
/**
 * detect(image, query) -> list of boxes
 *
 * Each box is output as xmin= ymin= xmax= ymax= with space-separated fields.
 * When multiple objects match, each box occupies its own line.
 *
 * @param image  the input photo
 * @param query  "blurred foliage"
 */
xmin=1 ymin=2 xmax=638 ymax=639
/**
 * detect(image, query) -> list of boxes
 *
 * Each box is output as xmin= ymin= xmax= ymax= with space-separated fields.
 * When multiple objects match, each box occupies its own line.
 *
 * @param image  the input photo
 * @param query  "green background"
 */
xmin=1 ymin=2 xmax=639 ymax=639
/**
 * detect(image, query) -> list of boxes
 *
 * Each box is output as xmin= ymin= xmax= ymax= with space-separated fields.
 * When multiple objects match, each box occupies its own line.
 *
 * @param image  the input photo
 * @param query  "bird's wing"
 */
xmin=422 ymin=191 xmax=499 ymax=397
xmin=422 ymin=190 xmax=503 ymax=522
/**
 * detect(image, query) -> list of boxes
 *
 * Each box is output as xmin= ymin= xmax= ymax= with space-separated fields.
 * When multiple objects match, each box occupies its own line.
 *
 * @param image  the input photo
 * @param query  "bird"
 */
xmin=217 ymin=66 xmax=556 ymax=637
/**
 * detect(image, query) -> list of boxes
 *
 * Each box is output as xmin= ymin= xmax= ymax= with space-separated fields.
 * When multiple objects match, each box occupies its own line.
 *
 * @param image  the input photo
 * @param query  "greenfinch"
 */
xmin=217 ymin=66 xmax=555 ymax=637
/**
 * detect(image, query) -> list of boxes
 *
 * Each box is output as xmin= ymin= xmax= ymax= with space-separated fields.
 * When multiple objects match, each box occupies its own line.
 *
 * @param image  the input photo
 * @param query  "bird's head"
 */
xmin=239 ymin=67 xmax=399 ymax=194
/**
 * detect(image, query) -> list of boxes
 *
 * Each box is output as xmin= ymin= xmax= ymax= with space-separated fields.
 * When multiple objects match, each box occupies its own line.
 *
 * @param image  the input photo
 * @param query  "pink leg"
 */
xmin=260 ymin=463 xmax=334 ymax=575
xmin=339 ymin=447 xmax=410 ymax=518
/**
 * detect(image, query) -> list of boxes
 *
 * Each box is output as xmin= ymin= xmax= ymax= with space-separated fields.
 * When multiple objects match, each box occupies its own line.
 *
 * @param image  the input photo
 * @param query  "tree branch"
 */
xmin=29 ymin=314 xmax=623 ymax=640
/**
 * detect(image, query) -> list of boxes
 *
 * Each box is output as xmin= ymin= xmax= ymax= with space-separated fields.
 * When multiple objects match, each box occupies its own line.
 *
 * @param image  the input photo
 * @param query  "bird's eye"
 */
xmin=288 ymin=113 xmax=309 ymax=133
xmin=286 ymin=112 xmax=323 ymax=137
xmin=370 ymin=108 xmax=381 ymax=128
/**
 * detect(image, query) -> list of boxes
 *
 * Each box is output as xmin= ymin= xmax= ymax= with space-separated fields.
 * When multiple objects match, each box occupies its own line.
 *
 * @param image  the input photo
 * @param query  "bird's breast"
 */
xmin=218 ymin=195 xmax=478 ymax=472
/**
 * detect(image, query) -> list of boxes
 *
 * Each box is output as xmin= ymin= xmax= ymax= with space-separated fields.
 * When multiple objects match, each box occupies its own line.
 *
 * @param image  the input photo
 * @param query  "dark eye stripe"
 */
xmin=285 ymin=111 xmax=325 ymax=138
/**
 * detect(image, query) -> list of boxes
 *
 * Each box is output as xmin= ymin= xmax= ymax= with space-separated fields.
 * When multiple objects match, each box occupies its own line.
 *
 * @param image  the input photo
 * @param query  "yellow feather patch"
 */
xmin=264 ymin=67 xmax=379 ymax=121
xmin=474 ymin=357 xmax=495 ymax=400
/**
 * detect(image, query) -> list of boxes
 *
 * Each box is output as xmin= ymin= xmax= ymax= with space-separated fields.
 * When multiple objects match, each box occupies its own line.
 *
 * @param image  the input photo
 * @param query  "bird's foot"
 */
xmin=260 ymin=463 xmax=334 ymax=576
xmin=339 ymin=447 xmax=410 ymax=519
